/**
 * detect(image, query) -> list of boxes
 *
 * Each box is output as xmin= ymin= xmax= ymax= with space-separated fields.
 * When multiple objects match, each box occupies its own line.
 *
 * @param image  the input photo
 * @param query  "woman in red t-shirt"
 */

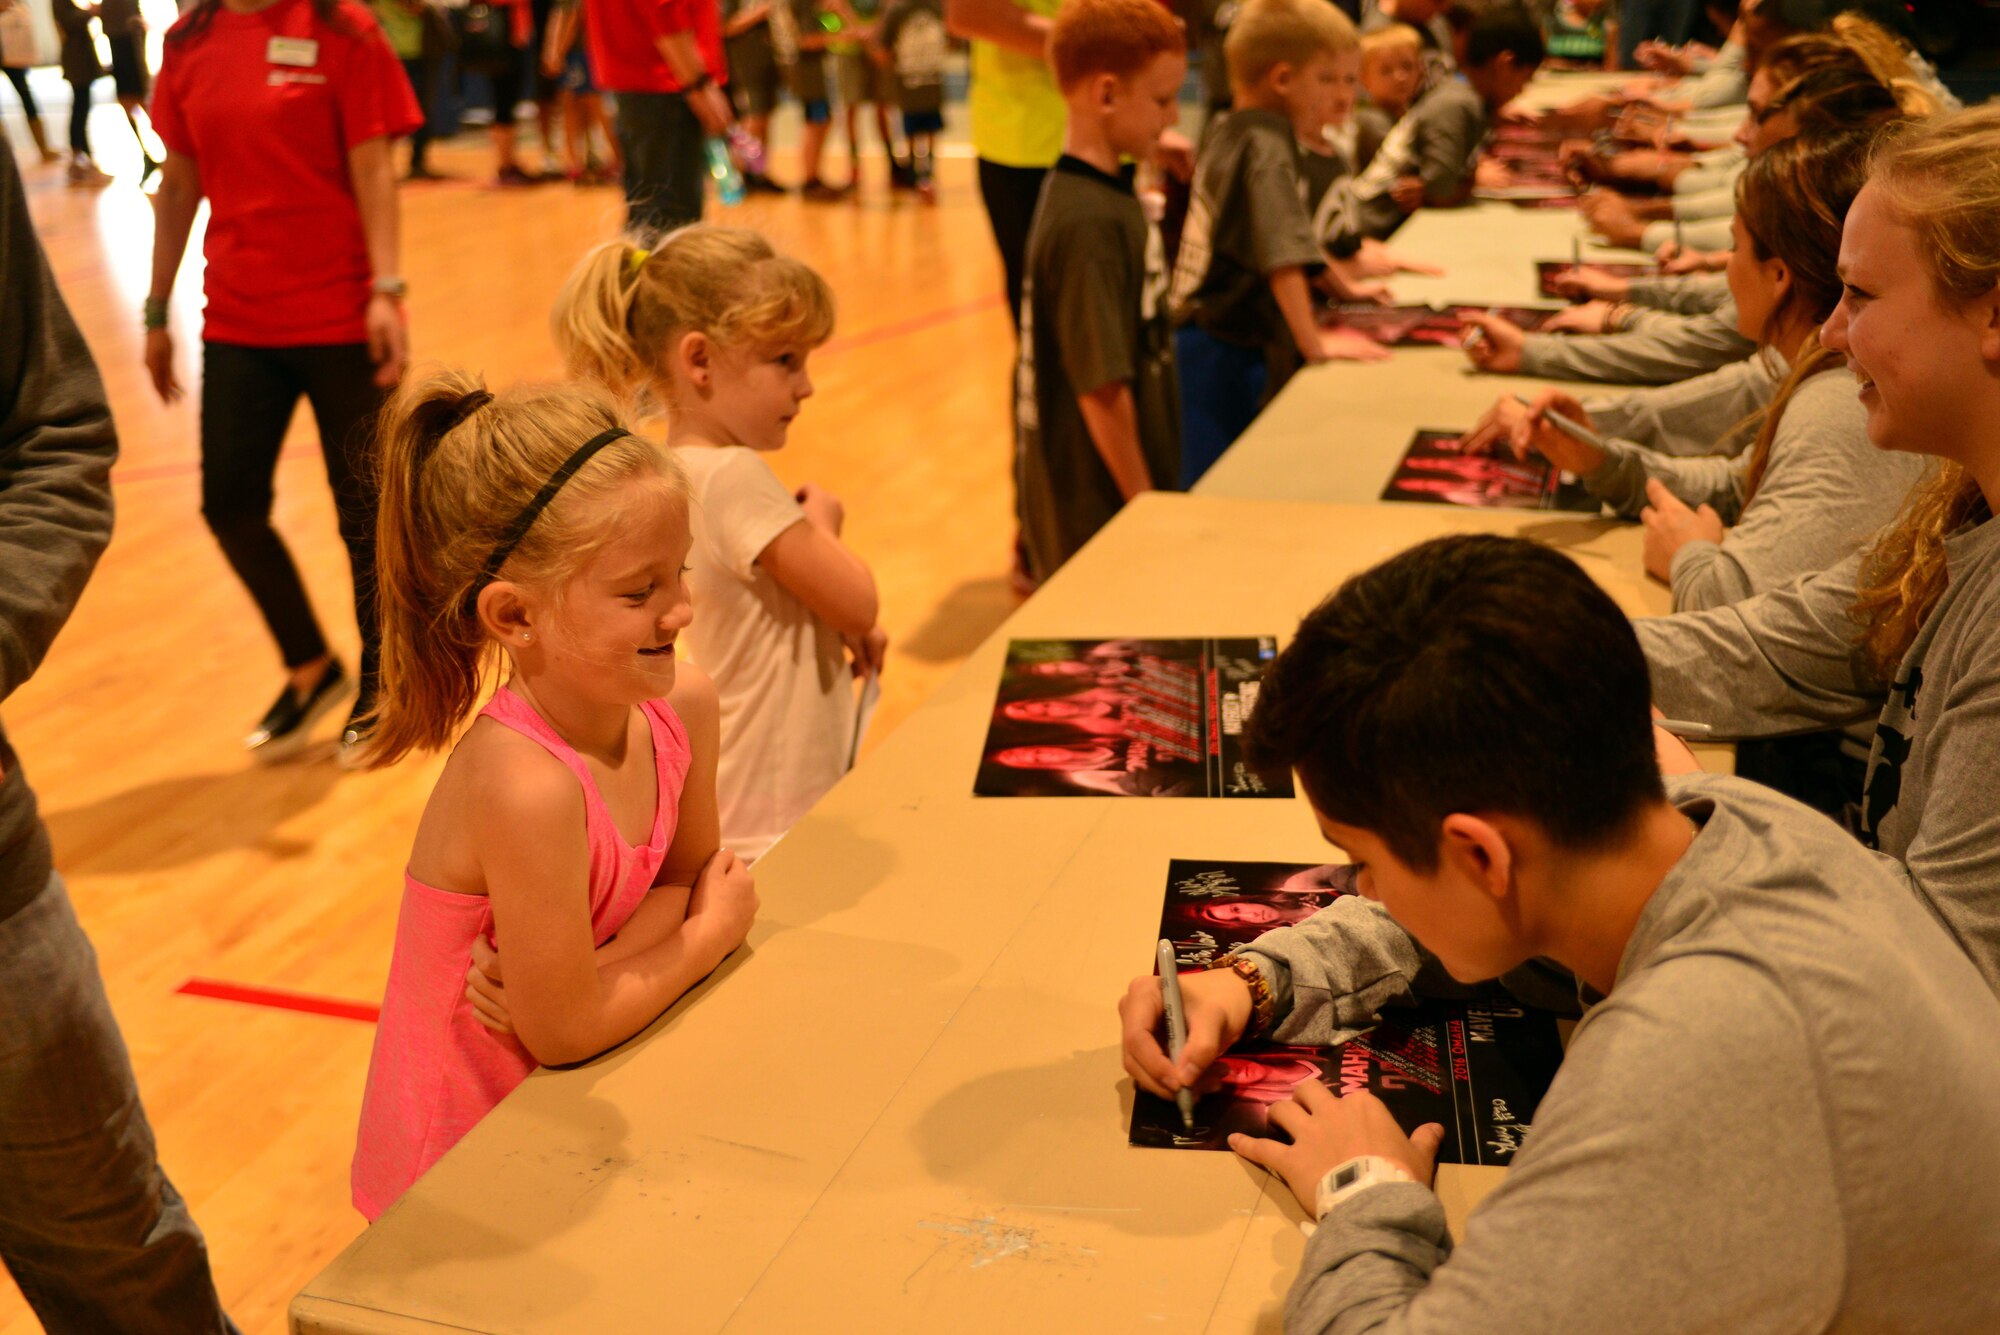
xmin=144 ymin=0 xmax=420 ymax=762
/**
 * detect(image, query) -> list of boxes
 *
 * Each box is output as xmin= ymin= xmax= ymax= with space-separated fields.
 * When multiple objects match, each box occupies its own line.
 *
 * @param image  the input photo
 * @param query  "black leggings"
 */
xmin=199 ymin=342 xmax=384 ymax=697
xmin=3 ymin=67 xmax=39 ymax=122
xmin=65 ymin=76 xmax=89 ymax=155
xmin=976 ymin=158 xmax=1048 ymax=332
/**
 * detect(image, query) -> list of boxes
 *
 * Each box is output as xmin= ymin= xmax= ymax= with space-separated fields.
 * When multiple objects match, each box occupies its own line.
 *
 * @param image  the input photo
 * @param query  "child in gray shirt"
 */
xmin=1340 ymin=9 xmax=1542 ymax=240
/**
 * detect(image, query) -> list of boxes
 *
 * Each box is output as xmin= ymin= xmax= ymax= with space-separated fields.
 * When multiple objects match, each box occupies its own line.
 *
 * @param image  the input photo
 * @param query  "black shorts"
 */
xmin=725 ymin=26 xmax=782 ymax=117
xmin=107 ymin=34 xmax=148 ymax=99
xmin=529 ymin=0 xmax=559 ymax=98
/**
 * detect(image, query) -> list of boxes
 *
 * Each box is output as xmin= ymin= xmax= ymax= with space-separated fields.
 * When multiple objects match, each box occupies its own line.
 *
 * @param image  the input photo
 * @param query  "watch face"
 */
xmin=1333 ymin=1162 xmax=1364 ymax=1190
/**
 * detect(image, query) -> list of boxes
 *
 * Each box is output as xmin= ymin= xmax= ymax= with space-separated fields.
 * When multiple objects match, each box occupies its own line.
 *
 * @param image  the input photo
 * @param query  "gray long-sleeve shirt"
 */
xmin=1518 ymin=307 xmax=1752 ymax=385
xmin=1636 ymin=512 xmax=2000 ymax=995
xmin=1625 ymin=270 xmax=1730 ymax=317
xmin=0 ymin=140 xmax=118 ymax=925
xmin=1641 ymin=213 xmax=1732 ymax=255
xmin=1670 ymin=40 xmax=1747 ymax=109
xmin=1672 ymin=144 xmax=1742 ymax=197
xmin=1261 ymin=774 xmax=2000 ymax=1335
xmin=1584 ymin=364 xmax=1927 ymax=612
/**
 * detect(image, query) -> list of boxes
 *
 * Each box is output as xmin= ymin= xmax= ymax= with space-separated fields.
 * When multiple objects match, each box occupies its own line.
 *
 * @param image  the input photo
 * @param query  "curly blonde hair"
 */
xmin=1851 ymin=106 xmax=2000 ymax=678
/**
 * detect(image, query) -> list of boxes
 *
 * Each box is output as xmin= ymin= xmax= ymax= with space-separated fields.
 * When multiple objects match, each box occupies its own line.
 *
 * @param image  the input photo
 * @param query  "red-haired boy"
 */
xmin=1013 ymin=0 xmax=1186 ymax=586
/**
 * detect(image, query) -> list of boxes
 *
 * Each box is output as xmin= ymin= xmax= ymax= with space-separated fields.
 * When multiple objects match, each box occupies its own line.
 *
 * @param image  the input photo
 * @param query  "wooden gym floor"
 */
xmin=4 ymin=103 xmax=1023 ymax=1332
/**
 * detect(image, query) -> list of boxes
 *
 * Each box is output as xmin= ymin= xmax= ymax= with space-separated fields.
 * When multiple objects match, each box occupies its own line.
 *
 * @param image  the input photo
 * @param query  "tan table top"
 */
xmin=1374 ymin=203 xmax=1650 ymax=309
xmin=292 ymin=495 xmax=1680 ymax=1335
xmin=1196 ymin=345 xmax=1636 ymax=506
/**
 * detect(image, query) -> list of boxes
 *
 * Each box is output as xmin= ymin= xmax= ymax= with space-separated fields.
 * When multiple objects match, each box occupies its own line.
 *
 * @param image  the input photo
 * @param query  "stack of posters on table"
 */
xmin=974 ymin=639 xmax=1293 ymax=799
xmin=1322 ymin=303 xmax=1558 ymax=348
xmin=1381 ymin=429 xmax=1600 ymax=513
xmin=1538 ymin=260 xmax=1653 ymax=299
xmin=1130 ymin=859 xmax=1565 ymax=1165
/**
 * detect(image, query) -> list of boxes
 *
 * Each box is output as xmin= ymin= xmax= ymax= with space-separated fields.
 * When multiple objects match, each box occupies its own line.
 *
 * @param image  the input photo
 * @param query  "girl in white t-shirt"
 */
xmin=555 ymin=227 xmax=885 ymax=861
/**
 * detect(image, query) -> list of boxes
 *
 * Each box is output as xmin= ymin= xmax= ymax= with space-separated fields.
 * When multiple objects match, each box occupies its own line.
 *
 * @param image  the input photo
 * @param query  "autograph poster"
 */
xmin=1381 ymin=429 xmax=1600 ymax=513
xmin=1323 ymin=304 xmax=1556 ymax=348
xmin=974 ymin=639 xmax=1292 ymax=799
xmin=1537 ymin=260 xmax=1654 ymax=299
xmin=1131 ymin=859 xmax=1564 ymax=1165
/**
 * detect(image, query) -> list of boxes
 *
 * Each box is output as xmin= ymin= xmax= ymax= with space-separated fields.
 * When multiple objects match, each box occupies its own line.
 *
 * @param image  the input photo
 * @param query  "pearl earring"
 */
xmin=521 ymin=632 xmax=532 ymax=644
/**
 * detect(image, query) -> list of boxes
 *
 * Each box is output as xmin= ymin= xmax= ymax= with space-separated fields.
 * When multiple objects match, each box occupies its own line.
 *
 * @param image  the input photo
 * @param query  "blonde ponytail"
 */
xmin=361 ymin=371 xmax=686 ymax=767
xmin=549 ymin=237 xmax=656 ymax=401
xmin=552 ymin=225 xmax=836 ymax=411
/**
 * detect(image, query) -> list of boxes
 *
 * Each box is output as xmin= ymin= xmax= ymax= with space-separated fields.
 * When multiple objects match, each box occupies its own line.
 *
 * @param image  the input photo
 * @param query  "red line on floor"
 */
xmin=817 ymin=293 xmax=1007 ymax=356
xmin=176 ymin=977 xmax=381 ymax=1024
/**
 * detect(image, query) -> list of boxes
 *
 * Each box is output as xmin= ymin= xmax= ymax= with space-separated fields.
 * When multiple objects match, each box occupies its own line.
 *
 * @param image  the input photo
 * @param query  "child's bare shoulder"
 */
xmin=665 ymin=663 xmax=719 ymax=738
xmin=434 ymin=716 xmax=587 ymax=828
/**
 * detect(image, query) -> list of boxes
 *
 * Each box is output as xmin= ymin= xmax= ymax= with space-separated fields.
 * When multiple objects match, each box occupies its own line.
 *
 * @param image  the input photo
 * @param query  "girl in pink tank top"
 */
xmin=348 ymin=375 xmax=759 ymax=1221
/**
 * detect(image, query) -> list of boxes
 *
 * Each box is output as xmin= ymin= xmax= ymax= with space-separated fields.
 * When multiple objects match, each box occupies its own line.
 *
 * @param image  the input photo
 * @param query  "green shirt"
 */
xmin=967 ymin=0 xmax=1063 ymax=168
xmin=370 ymin=0 xmax=425 ymax=60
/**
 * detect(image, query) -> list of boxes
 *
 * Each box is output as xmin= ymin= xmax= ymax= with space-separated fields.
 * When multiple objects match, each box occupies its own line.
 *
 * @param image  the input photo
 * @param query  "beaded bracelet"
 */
xmin=1218 ymin=951 xmax=1276 ymax=1038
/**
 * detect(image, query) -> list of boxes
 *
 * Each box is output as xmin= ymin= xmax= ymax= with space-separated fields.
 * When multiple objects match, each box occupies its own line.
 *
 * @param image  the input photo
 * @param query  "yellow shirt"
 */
xmin=967 ymin=0 xmax=1065 ymax=169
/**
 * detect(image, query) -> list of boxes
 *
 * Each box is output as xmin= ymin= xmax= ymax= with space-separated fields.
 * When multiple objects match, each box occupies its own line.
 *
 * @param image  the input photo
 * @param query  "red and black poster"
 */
xmin=1130 ymin=859 xmax=1564 ymax=1165
xmin=974 ymin=639 xmax=1291 ymax=799
xmin=1381 ymin=429 xmax=1599 ymax=513
xmin=1323 ymin=304 xmax=1557 ymax=348
xmin=1537 ymin=260 xmax=1653 ymax=299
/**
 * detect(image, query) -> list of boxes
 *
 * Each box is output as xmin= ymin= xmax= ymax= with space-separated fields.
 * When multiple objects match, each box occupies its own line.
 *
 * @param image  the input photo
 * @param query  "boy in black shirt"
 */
xmin=1012 ymin=0 xmax=1187 ymax=585
xmin=1169 ymin=0 xmax=1385 ymax=487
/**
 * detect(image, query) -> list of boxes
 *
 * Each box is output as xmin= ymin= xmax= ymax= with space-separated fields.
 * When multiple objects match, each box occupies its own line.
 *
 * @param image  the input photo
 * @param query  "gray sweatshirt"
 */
xmin=1519 ymin=307 xmax=1753 ymax=385
xmin=1675 ymin=39 xmax=1746 ymax=109
xmin=1642 ymin=214 xmax=1732 ymax=255
xmin=1256 ymin=774 xmax=2000 ymax=1335
xmin=0 ymin=141 xmax=117 ymax=925
xmin=1636 ymin=512 xmax=2000 ymax=995
xmin=1673 ymin=144 xmax=1742 ymax=197
xmin=1584 ymin=364 xmax=1928 ymax=612
xmin=1625 ymin=270 xmax=1730 ymax=317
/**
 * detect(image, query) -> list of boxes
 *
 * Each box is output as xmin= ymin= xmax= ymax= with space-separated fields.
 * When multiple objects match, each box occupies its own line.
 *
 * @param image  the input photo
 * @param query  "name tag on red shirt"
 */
xmin=266 ymin=35 xmax=319 ymax=66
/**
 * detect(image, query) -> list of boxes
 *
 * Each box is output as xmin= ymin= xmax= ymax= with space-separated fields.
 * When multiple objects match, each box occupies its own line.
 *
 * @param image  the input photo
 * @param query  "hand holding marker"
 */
xmin=1157 ymin=939 xmax=1197 ymax=1132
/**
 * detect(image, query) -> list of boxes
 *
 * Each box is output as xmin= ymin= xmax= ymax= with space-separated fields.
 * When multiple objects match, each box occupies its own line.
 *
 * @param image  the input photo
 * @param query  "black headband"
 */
xmin=462 ymin=428 xmax=631 ymax=618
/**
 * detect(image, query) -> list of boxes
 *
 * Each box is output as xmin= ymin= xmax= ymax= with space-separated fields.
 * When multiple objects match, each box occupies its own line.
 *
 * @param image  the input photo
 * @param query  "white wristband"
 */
xmin=1313 ymin=1155 xmax=1415 ymax=1220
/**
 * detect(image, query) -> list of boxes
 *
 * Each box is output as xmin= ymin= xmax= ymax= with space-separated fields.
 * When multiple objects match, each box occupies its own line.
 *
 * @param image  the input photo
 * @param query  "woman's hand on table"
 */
xmin=1461 ymin=389 xmax=1602 ymax=471
xmin=1459 ymin=311 xmax=1524 ymax=374
xmin=1640 ymin=477 xmax=1724 ymax=581
xmin=1543 ymin=299 xmax=1617 ymax=334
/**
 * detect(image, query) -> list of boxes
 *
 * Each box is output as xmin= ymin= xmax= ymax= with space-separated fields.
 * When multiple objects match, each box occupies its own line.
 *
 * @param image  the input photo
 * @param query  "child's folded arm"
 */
xmin=759 ymin=518 xmax=881 ymax=638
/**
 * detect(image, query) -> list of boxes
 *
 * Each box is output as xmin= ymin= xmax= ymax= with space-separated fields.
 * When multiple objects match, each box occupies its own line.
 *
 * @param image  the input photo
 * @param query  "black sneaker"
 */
xmin=889 ymin=158 xmax=916 ymax=191
xmin=337 ymin=694 xmax=375 ymax=771
xmin=744 ymin=171 xmax=788 ymax=195
xmin=246 ymin=661 xmax=354 ymax=759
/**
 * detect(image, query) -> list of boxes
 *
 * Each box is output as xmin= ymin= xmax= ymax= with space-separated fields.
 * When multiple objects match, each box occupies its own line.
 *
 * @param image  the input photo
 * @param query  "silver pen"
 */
xmin=1513 ymin=393 xmax=1609 ymax=453
xmin=1157 ymin=939 xmax=1197 ymax=1131
xmin=1657 ymin=718 xmax=1714 ymax=738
